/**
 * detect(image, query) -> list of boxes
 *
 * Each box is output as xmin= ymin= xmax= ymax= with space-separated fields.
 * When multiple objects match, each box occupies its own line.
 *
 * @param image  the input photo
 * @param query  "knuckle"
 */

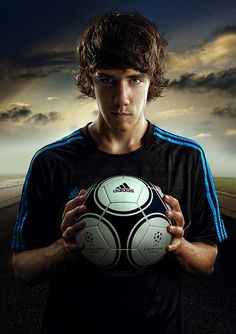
xmin=65 ymin=200 xmax=73 ymax=210
xmin=76 ymin=204 xmax=87 ymax=214
xmin=173 ymin=197 xmax=179 ymax=205
xmin=64 ymin=211 xmax=72 ymax=222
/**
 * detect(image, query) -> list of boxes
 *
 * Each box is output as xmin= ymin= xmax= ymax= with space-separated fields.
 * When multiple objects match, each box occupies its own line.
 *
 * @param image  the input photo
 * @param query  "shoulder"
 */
xmin=32 ymin=127 xmax=86 ymax=164
xmin=150 ymin=124 xmax=205 ymax=163
xmin=25 ymin=127 xmax=88 ymax=179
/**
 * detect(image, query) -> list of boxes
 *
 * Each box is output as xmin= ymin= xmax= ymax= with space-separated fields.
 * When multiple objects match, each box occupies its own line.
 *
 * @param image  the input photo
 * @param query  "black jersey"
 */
xmin=12 ymin=121 xmax=227 ymax=334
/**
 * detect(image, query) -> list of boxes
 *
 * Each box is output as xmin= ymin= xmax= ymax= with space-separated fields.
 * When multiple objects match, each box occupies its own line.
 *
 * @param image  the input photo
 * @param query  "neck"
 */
xmin=88 ymin=116 xmax=148 ymax=154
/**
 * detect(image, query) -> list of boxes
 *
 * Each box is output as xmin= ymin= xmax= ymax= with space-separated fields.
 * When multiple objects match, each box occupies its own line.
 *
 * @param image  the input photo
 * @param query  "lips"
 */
xmin=111 ymin=111 xmax=131 ymax=116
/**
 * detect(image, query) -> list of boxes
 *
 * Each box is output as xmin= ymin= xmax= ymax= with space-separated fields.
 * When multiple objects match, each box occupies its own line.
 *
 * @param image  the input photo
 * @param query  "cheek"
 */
xmin=94 ymin=88 xmax=108 ymax=108
xmin=135 ymin=87 xmax=149 ymax=106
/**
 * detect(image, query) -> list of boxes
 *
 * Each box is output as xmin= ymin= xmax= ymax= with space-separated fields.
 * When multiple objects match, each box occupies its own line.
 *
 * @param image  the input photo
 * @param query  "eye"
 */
xmin=99 ymin=77 xmax=114 ymax=85
xmin=130 ymin=78 xmax=142 ymax=85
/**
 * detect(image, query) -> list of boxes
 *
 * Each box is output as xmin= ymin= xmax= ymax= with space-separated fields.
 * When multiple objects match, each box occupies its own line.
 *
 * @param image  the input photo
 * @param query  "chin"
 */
xmin=112 ymin=123 xmax=132 ymax=132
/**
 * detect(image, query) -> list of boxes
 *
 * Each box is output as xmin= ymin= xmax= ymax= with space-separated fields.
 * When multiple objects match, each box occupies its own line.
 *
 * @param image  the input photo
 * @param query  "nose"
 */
xmin=113 ymin=82 xmax=130 ymax=107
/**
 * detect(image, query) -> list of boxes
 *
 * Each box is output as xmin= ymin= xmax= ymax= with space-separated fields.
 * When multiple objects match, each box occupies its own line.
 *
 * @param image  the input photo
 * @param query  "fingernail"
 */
xmin=166 ymin=244 xmax=171 ymax=252
xmin=77 ymin=195 xmax=85 ymax=200
xmin=79 ymin=205 xmax=87 ymax=211
xmin=80 ymin=220 xmax=86 ymax=227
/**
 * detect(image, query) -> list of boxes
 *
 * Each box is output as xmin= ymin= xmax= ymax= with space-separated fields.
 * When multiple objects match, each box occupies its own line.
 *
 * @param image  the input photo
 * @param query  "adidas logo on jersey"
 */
xmin=113 ymin=183 xmax=134 ymax=193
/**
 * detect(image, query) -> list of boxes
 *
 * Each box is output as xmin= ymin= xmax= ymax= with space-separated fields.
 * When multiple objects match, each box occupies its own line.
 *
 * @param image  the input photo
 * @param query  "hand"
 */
xmin=163 ymin=195 xmax=185 ymax=253
xmin=61 ymin=189 xmax=87 ymax=254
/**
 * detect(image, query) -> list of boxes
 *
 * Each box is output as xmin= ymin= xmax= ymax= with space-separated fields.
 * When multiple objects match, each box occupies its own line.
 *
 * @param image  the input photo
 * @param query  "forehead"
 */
xmin=95 ymin=68 xmax=148 ymax=78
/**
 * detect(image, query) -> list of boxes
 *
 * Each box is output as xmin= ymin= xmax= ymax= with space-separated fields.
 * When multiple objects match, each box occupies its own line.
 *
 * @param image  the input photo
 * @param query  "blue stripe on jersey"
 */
xmin=12 ymin=129 xmax=83 ymax=251
xmin=153 ymin=126 xmax=227 ymax=242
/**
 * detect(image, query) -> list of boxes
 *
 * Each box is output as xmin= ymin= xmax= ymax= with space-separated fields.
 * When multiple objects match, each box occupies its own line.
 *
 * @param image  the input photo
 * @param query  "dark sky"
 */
xmin=0 ymin=0 xmax=235 ymax=175
xmin=0 ymin=0 xmax=235 ymax=61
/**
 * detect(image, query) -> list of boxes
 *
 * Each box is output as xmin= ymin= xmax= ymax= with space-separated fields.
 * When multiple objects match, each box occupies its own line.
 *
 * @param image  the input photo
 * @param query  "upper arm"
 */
xmin=187 ymin=148 xmax=227 ymax=245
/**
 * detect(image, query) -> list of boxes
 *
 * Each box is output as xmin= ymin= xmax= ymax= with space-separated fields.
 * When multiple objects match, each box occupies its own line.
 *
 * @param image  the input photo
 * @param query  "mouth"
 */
xmin=111 ymin=111 xmax=131 ymax=117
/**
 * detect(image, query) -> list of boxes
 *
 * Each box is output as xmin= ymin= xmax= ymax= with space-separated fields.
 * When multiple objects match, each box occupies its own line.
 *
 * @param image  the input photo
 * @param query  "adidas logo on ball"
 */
xmin=113 ymin=182 xmax=134 ymax=193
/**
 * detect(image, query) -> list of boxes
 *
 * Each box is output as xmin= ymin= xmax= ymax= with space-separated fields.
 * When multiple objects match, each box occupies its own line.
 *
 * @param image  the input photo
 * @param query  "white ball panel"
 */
xmin=78 ymin=215 xmax=100 ymax=227
xmin=148 ymin=216 xmax=171 ymax=228
xmin=96 ymin=186 xmax=110 ymax=207
xmin=98 ymin=220 xmax=120 ymax=249
xmin=102 ymin=176 xmax=144 ymax=203
xmin=137 ymin=186 xmax=152 ymax=207
xmin=127 ymin=221 xmax=149 ymax=248
xmin=108 ymin=202 xmax=139 ymax=214
xmin=138 ymin=226 xmax=172 ymax=263
xmin=76 ymin=227 xmax=110 ymax=263
xmin=106 ymin=189 xmax=139 ymax=203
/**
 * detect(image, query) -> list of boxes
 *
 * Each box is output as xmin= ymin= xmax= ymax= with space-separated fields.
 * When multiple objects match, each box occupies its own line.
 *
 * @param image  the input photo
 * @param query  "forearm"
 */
xmin=12 ymin=238 xmax=77 ymax=286
xmin=172 ymin=239 xmax=218 ymax=276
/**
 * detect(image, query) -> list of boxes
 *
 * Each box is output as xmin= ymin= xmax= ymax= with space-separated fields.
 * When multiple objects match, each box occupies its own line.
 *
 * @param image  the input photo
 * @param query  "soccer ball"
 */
xmin=75 ymin=175 xmax=173 ymax=274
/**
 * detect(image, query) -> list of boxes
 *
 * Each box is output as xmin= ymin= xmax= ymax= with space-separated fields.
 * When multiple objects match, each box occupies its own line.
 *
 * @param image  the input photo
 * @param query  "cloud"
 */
xmin=0 ymin=103 xmax=62 ymax=125
xmin=3 ymin=50 xmax=76 ymax=81
xmin=168 ymin=68 xmax=236 ymax=95
xmin=225 ymin=129 xmax=236 ymax=136
xmin=211 ymin=103 xmax=236 ymax=118
xmin=9 ymin=68 xmax=60 ymax=80
xmin=0 ymin=103 xmax=32 ymax=121
xmin=29 ymin=113 xmax=50 ymax=125
xmin=28 ymin=111 xmax=62 ymax=125
xmin=214 ymin=25 xmax=236 ymax=37
xmin=17 ymin=51 xmax=75 ymax=68
xmin=167 ymin=27 xmax=236 ymax=74
xmin=152 ymin=107 xmax=194 ymax=120
xmin=47 ymin=111 xmax=62 ymax=121
xmin=47 ymin=96 xmax=60 ymax=101
xmin=194 ymin=133 xmax=212 ymax=138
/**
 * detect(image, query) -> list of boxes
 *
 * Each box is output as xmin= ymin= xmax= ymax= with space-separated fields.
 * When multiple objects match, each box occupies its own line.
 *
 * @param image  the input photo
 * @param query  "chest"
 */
xmin=52 ymin=150 xmax=192 ymax=213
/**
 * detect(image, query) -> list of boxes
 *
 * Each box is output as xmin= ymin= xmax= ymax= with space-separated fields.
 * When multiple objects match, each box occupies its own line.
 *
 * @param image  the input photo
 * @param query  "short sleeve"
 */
xmin=185 ymin=149 xmax=227 ymax=244
xmin=12 ymin=153 xmax=61 ymax=251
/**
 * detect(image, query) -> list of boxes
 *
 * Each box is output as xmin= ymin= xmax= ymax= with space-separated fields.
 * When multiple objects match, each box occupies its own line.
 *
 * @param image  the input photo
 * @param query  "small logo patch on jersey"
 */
xmin=113 ymin=183 xmax=134 ymax=193
xmin=69 ymin=187 xmax=80 ymax=199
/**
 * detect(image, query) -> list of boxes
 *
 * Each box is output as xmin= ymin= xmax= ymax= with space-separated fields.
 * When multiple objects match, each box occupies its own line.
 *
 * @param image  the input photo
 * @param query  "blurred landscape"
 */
xmin=0 ymin=175 xmax=25 ymax=189
xmin=214 ymin=177 xmax=236 ymax=195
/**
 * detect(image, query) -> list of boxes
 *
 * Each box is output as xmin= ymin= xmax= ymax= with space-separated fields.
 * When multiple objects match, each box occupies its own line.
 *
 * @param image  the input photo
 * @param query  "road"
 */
xmin=217 ymin=192 xmax=236 ymax=220
xmin=0 ymin=203 xmax=235 ymax=333
xmin=0 ymin=185 xmax=23 ymax=209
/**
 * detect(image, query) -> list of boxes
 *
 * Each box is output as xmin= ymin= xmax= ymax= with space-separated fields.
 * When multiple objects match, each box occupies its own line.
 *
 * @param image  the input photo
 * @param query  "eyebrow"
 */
xmin=95 ymin=72 xmax=147 ymax=79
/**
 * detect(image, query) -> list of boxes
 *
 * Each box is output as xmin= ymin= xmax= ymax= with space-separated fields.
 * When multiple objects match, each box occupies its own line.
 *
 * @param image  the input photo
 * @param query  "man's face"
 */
xmin=93 ymin=68 xmax=150 ymax=132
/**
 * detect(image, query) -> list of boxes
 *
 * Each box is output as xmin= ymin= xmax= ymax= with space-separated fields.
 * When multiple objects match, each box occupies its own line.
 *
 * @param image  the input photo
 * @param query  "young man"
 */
xmin=12 ymin=10 xmax=227 ymax=333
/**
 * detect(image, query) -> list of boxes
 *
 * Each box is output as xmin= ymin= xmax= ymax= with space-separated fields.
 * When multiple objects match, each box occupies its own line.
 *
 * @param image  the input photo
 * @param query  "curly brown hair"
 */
xmin=75 ymin=10 xmax=168 ymax=102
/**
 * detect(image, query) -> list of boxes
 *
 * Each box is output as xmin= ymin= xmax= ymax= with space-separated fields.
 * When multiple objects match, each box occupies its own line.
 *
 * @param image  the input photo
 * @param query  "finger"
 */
xmin=153 ymin=185 xmax=164 ymax=196
xmin=62 ymin=189 xmax=87 ymax=220
xmin=166 ymin=238 xmax=182 ymax=252
xmin=63 ymin=220 xmax=86 ymax=241
xmin=165 ymin=210 xmax=185 ymax=227
xmin=163 ymin=195 xmax=181 ymax=212
xmin=61 ymin=204 xmax=87 ymax=233
xmin=66 ymin=242 xmax=85 ymax=254
xmin=167 ymin=225 xmax=184 ymax=238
